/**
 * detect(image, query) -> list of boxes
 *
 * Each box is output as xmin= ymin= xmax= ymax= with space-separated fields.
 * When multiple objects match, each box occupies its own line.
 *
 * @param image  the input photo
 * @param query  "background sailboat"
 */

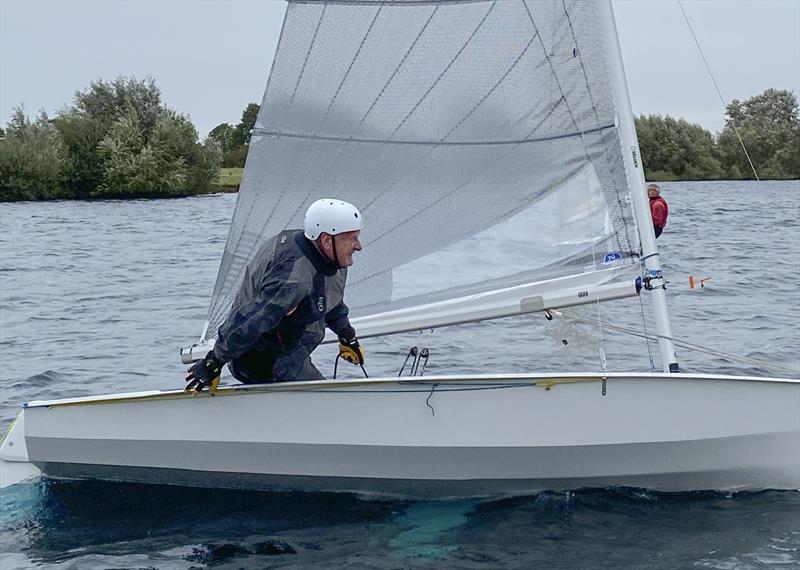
xmin=2 ymin=0 xmax=798 ymax=494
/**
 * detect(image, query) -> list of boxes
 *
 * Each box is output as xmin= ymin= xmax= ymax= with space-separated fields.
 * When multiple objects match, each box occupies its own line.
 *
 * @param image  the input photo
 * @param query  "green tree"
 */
xmin=186 ymin=137 xmax=222 ymax=194
xmin=0 ymin=108 xmax=67 ymax=201
xmin=55 ymin=111 xmax=107 ymax=197
xmin=149 ymin=110 xmax=221 ymax=195
xmin=74 ymin=76 xmax=162 ymax=134
xmin=1 ymin=77 xmax=221 ymax=200
xmin=96 ymin=110 xmax=187 ymax=197
xmin=96 ymin=107 xmax=222 ymax=198
xmin=55 ymin=77 xmax=165 ymax=197
xmin=234 ymin=102 xmax=260 ymax=146
xmin=209 ymin=121 xmax=247 ymax=168
xmin=217 ymin=102 xmax=261 ymax=167
xmin=57 ymin=76 xmax=221 ymax=198
xmin=222 ymin=144 xmax=249 ymax=168
xmin=636 ymin=114 xmax=723 ymax=180
xmin=718 ymin=89 xmax=800 ymax=179
xmin=208 ymin=122 xmax=237 ymax=153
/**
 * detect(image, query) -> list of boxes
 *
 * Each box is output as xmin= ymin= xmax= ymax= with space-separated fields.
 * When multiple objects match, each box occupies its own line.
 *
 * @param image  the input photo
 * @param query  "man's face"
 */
xmin=647 ymin=186 xmax=659 ymax=198
xmin=322 ymin=230 xmax=362 ymax=267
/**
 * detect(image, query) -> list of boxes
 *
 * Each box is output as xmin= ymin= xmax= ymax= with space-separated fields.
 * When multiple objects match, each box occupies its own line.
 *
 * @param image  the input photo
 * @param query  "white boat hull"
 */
xmin=2 ymin=373 xmax=798 ymax=496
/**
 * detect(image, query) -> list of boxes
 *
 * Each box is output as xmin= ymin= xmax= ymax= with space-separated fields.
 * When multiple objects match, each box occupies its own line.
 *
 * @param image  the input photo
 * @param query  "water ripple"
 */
xmin=0 ymin=181 xmax=799 ymax=568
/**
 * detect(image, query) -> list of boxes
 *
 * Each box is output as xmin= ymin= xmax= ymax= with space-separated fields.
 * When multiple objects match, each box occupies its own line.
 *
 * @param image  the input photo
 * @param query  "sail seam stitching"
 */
xmin=207 ymin=3 xmax=329 ymax=329
xmin=388 ymin=1 xmax=497 ymax=140
xmin=211 ymin=5 xmax=436 ymax=324
xmin=283 ymin=5 xmax=387 ymax=229
xmin=289 ymin=5 xmax=441 ymax=226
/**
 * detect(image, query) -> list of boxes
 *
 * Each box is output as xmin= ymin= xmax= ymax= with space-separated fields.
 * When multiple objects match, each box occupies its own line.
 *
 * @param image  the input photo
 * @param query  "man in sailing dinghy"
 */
xmin=185 ymin=199 xmax=365 ymax=391
xmin=647 ymin=183 xmax=669 ymax=238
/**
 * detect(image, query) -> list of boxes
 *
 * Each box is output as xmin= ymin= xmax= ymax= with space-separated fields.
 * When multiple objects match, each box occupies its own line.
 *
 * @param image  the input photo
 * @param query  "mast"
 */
xmin=598 ymin=1 xmax=680 ymax=372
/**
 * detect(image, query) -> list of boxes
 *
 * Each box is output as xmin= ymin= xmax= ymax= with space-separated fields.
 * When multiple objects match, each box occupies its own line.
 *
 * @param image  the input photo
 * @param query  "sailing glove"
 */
xmin=338 ymin=333 xmax=365 ymax=366
xmin=185 ymin=351 xmax=224 ymax=393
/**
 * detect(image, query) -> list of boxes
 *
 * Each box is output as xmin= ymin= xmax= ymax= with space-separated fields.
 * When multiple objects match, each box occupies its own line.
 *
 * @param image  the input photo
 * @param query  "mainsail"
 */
xmin=204 ymin=0 xmax=641 ymax=342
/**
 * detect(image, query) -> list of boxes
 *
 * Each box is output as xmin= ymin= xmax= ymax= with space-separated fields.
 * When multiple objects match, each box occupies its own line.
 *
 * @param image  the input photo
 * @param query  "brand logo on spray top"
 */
xmin=602 ymin=252 xmax=622 ymax=264
xmin=317 ymin=297 xmax=325 ymax=313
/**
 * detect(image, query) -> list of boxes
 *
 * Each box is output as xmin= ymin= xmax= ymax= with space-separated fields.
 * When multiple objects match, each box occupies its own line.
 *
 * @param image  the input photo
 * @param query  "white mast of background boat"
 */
xmin=600 ymin=0 xmax=679 ymax=372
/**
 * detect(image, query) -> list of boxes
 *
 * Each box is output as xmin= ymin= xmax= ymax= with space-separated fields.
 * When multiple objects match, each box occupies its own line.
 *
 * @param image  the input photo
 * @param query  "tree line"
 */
xmin=0 ymin=77 xmax=221 ymax=201
xmin=1 ymin=79 xmax=797 ymax=202
xmin=207 ymin=103 xmax=259 ymax=168
xmin=636 ymin=89 xmax=799 ymax=181
xmin=209 ymin=90 xmax=800 ymax=179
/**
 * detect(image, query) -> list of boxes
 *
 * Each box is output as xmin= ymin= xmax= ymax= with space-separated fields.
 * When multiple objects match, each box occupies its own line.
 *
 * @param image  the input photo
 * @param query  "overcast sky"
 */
xmin=1 ymin=0 xmax=798 ymax=137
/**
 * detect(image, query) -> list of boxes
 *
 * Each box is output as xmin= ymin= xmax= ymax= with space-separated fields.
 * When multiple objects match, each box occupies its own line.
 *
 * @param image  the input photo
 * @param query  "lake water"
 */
xmin=1 ymin=180 xmax=799 ymax=568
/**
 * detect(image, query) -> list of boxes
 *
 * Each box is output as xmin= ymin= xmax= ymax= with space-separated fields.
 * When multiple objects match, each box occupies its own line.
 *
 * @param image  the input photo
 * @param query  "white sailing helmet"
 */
xmin=304 ymin=198 xmax=362 ymax=240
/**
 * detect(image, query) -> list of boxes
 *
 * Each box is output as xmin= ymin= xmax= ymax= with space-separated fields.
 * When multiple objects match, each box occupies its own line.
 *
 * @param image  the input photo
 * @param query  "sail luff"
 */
xmin=204 ymin=3 xmax=293 ymax=338
xmin=598 ymin=0 xmax=679 ymax=372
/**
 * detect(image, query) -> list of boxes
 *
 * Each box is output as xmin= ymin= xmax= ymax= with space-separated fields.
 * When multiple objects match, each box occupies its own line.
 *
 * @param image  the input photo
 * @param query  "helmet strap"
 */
xmin=330 ymin=234 xmax=343 ymax=268
xmin=312 ymin=233 xmax=344 ymax=268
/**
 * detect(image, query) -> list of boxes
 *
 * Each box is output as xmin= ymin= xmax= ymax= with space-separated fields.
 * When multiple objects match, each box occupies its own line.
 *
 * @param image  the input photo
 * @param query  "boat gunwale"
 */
xmin=20 ymin=371 xmax=800 ymax=409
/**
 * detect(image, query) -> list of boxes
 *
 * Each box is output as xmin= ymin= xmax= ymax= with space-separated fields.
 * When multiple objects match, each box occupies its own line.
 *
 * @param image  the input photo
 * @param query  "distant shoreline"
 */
xmin=2 ymin=171 xmax=798 ymax=203
xmin=0 ymin=167 xmax=244 ymax=202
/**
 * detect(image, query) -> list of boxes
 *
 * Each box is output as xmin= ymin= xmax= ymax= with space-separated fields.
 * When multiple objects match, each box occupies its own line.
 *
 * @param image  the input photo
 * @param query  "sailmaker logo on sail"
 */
xmin=631 ymin=146 xmax=640 ymax=168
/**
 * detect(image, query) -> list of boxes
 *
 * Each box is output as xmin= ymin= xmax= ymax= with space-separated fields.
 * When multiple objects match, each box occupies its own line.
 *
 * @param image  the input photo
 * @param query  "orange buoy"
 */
xmin=689 ymin=275 xmax=711 ymax=289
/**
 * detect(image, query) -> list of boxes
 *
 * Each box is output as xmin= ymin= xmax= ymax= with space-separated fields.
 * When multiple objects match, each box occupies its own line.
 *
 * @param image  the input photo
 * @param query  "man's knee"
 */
xmin=294 ymin=358 xmax=325 ymax=381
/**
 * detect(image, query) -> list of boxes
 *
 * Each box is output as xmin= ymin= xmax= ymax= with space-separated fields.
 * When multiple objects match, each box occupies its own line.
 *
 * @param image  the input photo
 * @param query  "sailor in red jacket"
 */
xmin=647 ymin=183 xmax=668 ymax=238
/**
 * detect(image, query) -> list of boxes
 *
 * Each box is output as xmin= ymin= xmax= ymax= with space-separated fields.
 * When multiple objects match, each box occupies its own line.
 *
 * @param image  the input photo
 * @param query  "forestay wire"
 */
xmin=676 ymin=0 xmax=759 ymax=180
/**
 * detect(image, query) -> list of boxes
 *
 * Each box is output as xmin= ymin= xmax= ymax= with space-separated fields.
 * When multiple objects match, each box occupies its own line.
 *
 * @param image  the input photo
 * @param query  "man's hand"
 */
xmin=338 ymin=334 xmax=365 ymax=366
xmin=185 ymin=351 xmax=224 ymax=393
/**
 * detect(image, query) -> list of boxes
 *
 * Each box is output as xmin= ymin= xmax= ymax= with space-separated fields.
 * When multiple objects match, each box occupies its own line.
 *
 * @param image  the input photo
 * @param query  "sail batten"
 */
xmin=251 ymin=123 xmax=616 ymax=146
xmin=204 ymin=0 xmax=641 ymax=343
